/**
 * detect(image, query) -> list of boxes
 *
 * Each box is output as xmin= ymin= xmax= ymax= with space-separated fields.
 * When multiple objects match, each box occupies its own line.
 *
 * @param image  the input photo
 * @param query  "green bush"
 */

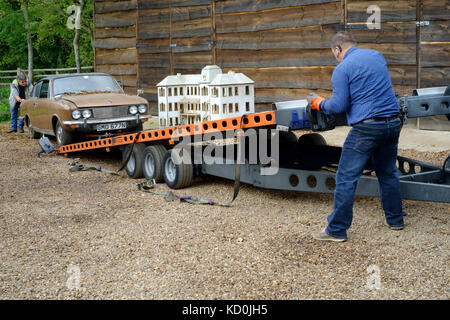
xmin=0 ymin=87 xmax=11 ymax=123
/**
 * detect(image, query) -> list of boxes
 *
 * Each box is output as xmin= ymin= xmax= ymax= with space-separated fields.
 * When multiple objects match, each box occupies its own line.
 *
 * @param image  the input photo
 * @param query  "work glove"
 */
xmin=307 ymin=93 xmax=325 ymax=111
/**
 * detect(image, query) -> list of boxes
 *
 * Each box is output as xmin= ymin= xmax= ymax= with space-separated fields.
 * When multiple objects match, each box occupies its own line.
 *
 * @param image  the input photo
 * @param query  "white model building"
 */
xmin=156 ymin=65 xmax=255 ymax=127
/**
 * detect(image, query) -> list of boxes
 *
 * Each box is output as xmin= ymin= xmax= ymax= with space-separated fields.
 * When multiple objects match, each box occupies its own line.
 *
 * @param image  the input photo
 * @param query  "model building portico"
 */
xmin=156 ymin=65 xmax=255 ymax=128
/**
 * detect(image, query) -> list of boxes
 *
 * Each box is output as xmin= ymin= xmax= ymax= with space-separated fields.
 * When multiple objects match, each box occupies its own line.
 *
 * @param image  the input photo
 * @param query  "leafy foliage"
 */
xmin=0 ymin=0 xmax=93 ymax=71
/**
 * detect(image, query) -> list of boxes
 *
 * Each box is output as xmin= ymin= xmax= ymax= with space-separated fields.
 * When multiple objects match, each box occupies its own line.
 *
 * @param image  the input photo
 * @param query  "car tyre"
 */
xmin=55 ymin=120 xmax=72 ymax=146
xmin=163 ymin=148 xmax=193 ymax=189
xmin=28 ymin=122 xmax=40 ymax=139
xmin=143 ymin=145 xmax=167 ymax=182
xmin=122 ymin=143 xmax=146 ymax=179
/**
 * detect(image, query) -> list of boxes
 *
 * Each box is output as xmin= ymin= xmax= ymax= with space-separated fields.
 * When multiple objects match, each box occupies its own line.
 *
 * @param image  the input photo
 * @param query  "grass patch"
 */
xmin=0 ymin=87 xmax=10 ymax=123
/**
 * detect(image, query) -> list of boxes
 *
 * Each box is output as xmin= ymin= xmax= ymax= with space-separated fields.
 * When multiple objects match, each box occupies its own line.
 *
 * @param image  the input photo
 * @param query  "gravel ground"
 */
xmin=0 ymin=122 xmax=448 ymax=300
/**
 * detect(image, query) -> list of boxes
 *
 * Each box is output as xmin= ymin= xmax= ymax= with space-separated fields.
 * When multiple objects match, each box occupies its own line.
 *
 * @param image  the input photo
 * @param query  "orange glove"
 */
xmin=310 ymin=95 xmax=325 ymax=111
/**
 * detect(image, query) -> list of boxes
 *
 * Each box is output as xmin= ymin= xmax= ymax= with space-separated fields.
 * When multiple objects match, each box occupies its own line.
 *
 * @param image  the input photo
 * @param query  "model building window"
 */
xmin=223 ymin=104 xmax=227 ymax=113
xmin=160 ymin=103 xmax=165 ymax=112
xmin=179 ymin=87 xmax=183 ymax=95
xmin=169 ymin=118 xmax=173 ymax=126
xmin=223 ymin=87 xmax=227 ymax=97
xmin=212 ymin=87 xmax=218 ymax=98
xmin=174 ymin=87 xmax=178 ymax=96
xmin=213 ymin=104 xmax=219 ymax=114
xmin=245 ymin=86 xmax=250 ymax=95
xmin=235 ymin=103 xmax=239 ymax=113
xmin=180 ymin=104 xmax=184 ymax=113
xmin=159 ymin=88 xmax=165 ymax=97
xmin=175 ymin=118 xmax=179 ymax=125
xmin=228 ymin=87 xmax=233 ymax=96
xmin=168 ymin=88 xmax=172 ymax=96
xmin=187 ymin=87 xmax=190 ymax=95
xmin=174 ymin=103 xmax=178 ymax=111
xmin=246 ymin=102 xmax=250 ymax=112
xmin=235 ymin=87 xmax=238 ymax=95
xmin=228 ymin=103 xmax=233 ymax=113
xmin=169 ymin=103 xmax=172 ymax=112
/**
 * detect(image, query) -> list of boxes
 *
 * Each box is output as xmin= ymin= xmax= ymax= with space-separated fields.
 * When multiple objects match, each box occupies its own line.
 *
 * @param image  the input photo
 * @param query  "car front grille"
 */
xmin=92 ymin=106 xmax=129 ymax=119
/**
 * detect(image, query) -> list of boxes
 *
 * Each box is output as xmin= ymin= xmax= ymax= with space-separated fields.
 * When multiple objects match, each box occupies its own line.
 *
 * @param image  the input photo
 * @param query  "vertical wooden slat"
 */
xmin=169 ymin=0 xmax=174 ymax=75
xmin=211 ymin=0 xmax=216 ymax=65
xmin=416 ymin=0 xmax=423 ymax=89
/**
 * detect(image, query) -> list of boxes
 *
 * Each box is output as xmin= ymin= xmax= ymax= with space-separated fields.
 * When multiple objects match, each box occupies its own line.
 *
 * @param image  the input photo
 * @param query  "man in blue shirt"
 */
xmin=311 ymin=31 xmax=405 ymax=242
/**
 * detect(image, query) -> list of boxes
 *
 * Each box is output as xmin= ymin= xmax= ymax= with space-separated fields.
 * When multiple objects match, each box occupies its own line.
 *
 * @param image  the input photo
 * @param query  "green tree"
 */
xmin=0 ymin=0 xmax=93 ymax=75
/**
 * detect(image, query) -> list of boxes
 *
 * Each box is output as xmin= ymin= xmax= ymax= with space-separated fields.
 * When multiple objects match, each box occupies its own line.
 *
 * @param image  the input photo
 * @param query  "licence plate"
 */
xmin=97 ymin=122 xmax=127 ymax=131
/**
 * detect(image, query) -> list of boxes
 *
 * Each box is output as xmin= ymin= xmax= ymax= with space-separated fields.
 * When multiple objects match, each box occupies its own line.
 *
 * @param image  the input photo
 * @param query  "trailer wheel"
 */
xmin=297 ymin=133 xmax=326 ymax=146
xmin=163 ymin=149 xmax=193 ymax=189
xmin=143 ymin=145 xmax=166 ymax=182
xmin=122 ymin=143 xmax=146 ymax=179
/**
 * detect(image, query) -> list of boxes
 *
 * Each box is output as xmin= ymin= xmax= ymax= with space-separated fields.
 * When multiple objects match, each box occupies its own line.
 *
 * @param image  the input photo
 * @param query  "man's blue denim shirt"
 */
xmin=320 ymin=46 xmax=400 ymax=125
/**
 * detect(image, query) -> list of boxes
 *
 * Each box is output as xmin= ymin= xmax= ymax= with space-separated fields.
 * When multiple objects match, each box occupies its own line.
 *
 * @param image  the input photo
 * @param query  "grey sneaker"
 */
xmin=385 ymin=221 xmax=404 ymax=230
xmin=312 ymin=228 xmax=347 ymax=242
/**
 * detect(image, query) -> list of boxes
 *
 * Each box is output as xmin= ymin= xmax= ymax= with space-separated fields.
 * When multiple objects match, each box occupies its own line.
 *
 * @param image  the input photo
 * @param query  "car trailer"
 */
xmin=57 ymin=86 xmax=450 ymax=203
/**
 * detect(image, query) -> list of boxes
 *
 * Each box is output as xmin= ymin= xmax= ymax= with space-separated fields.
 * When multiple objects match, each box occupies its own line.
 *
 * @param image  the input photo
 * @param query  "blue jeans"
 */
xmin=10 ymin=104 xmax=24 ymax=131
xmin=326 ymin=118 xmax=405 ymax=239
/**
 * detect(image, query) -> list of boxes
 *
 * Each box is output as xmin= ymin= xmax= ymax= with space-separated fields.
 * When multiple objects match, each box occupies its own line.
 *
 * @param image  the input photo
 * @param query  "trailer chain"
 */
xmin=67 ymin=158 xmax=119 ymax=175
xmin=137 ymin=180 xmax=231 ymax=207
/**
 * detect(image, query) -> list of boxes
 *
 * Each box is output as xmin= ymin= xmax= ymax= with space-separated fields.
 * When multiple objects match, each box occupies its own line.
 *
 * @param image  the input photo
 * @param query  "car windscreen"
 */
xmin=53 ymin=75 xmax=123 ymax=96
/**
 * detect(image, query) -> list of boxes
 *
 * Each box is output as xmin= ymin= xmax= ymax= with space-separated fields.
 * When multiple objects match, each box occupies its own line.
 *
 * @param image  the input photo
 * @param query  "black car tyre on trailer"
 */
xmin=143 ymin=145 xmax=167 ymax=182
xmin=122 ymin=143 xmax=146 ymax=179
xmin=163 ymin=148 xmax=193 ymax=189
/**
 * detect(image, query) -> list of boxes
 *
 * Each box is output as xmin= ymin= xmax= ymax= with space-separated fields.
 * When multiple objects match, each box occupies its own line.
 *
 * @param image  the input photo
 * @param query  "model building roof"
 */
xmin=157 ymin=65 xmax=254 ymax=87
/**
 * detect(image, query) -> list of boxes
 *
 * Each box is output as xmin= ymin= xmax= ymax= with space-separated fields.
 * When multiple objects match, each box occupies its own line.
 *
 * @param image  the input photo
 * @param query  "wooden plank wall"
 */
xmin=93 ymin=0 xmax=138 ymax=95
xmin=136 ymin=0 xmax=213 ymax=114
xmin=215 ymin=0 xmax=342 ymax=110
xmin=134 ymin=0 xmax=343 ymax=113
xmin=346 ymin=0 xmax=419 ymax=96
xmin=93 ymin=0 xmax=449 ymax=128
xmin=417 ymin=0 xmax=450 ymax=130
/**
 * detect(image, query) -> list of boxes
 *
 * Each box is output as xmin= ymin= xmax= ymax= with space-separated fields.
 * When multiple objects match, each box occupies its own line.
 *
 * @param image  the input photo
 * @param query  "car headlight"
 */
xmin=72 ymin=110 xmax=81 ymax=120
xmin=138 ymin=104 xmax=147 ymax=114
xmin=129 ymin=105 xmax=138 ymax=114
xmin=82 ymin=109 xmax=92 ymax=118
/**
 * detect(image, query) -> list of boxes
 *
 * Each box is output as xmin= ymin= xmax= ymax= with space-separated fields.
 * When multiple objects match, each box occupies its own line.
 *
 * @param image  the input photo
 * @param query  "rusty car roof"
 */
xmin=38 ymin=73 xmax=113 ymax=82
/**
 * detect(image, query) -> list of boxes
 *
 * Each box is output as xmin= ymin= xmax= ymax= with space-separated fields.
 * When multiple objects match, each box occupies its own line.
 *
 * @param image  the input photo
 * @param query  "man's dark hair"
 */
xmin=17 ymin=74 xmax=27 ymax=81
xmin=331 ymin=31 xmax=357 ymax=48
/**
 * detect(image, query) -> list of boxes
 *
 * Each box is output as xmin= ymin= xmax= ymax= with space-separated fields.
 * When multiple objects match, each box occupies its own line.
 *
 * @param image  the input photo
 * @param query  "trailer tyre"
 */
xmin=143 ymin=145 xmax=166 ymax=182
xmin=163 ymin=149 xmax=193 ymax=189
xmin=297 ymin=133 xmax=327 ymax=146
xmin=122 ymin=143 xmax=146 ymax=179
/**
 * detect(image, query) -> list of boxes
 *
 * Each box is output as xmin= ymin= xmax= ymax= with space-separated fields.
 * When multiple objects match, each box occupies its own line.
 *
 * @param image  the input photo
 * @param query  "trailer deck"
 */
xmin=54 ymin=87 xmax=450 ymax=203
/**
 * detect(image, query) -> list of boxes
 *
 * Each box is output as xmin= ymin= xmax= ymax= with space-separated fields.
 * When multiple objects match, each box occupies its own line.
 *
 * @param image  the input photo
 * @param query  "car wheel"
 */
xmin=55 ymin=120 xmax=72 ymax=146
xmin=122 ymin=143 xmax=146 ymax=179
xmin=163 ymin=148 xmax=193 ymax=189
xmin=143 ymin=145 xmax=167 ymax=182
xmin=28 ymin=122 xmax=40 ymax=139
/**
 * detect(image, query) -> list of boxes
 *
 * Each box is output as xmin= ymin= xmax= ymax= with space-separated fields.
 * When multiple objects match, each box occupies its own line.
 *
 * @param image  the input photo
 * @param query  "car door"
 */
xmin=36 ymin=80 xmax=53 ymax=131
xmin=25 ymin=81 xmax=42 ymax=129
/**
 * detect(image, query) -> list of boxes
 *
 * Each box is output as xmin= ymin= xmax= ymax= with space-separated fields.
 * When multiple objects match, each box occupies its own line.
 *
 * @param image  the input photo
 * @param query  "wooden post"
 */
xmin=416 ymin=0 xmax=423 ymax=129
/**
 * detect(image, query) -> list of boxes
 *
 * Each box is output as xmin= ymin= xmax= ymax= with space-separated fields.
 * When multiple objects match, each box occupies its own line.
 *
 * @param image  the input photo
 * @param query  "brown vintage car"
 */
xmin=21 ymin=73 xmax=151 ymax=146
